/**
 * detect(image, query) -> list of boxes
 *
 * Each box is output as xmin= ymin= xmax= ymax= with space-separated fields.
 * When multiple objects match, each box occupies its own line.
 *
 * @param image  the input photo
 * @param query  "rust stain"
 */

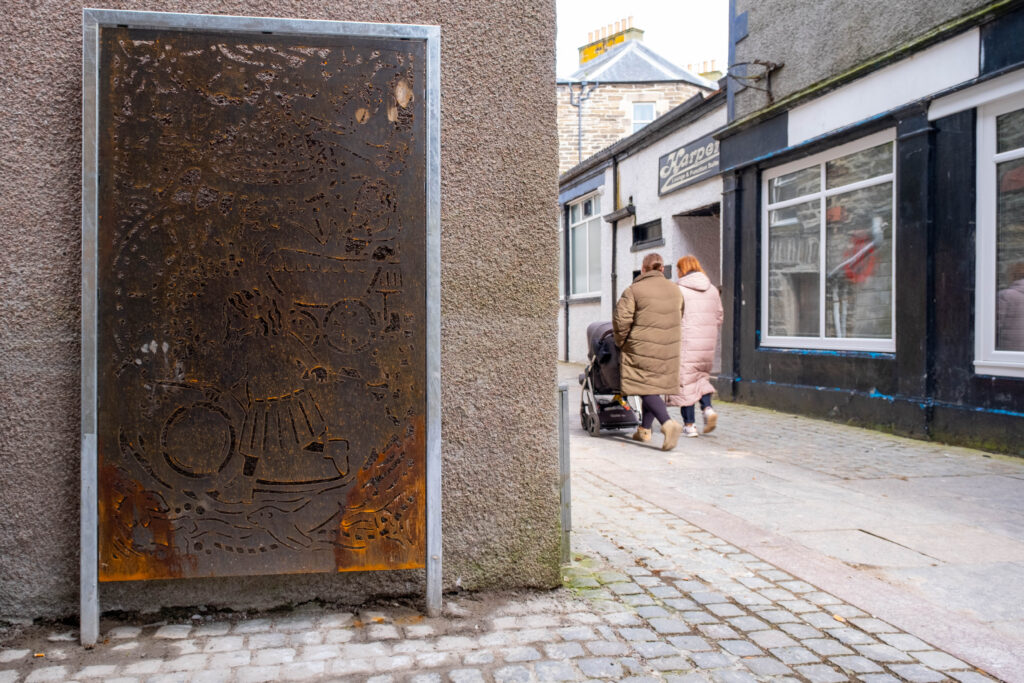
xmin=333 ymin=416 xmax=426 ymax=571
xmin=98 ymin=461 xmax=191 ymax=582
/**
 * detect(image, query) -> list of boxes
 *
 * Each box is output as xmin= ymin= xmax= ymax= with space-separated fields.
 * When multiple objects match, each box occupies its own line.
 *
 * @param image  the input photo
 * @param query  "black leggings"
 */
xmin=681 ymin=394 xmax=713 ymax=424
xmin=640 ymin=395 xmax=670 ymax=429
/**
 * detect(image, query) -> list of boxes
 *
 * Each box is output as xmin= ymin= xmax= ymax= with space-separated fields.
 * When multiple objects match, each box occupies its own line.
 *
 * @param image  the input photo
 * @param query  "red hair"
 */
xmin=677 ymin=255 xmax=705 ymax=276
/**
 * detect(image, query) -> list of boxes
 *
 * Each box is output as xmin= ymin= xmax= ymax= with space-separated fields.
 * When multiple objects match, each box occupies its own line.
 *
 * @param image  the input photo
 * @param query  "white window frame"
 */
xmin=975 ymin=90 xmax=1024 ymax=378
xmin=632 ymin=102 xmax=656 ymax=133
xmin=567 ymin=192 xmax=602 ymax=297
xmin=761 ymin=129 xmax=897 ymax=352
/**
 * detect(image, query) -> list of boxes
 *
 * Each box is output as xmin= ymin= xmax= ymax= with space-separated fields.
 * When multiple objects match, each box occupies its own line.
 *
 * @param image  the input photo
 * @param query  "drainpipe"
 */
xmin=562 ymin=203 xmax=571 ymax=361
xmin=603 ymin=158 xmax=635 ymax=318
xmin=568 ymin=81 xmax=598 ymax=164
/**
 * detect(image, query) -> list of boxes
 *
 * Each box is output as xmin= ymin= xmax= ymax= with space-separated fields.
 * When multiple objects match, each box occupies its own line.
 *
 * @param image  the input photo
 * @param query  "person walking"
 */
xmin=613 ymin=252 xmax=685 ymax=451
xmin=667 ymin=255 xmax=724 ymax=437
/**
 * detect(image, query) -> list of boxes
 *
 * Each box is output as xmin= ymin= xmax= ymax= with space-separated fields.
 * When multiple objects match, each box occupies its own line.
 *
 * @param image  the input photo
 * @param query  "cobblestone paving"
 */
xmin=0 ymin=469 xmax=999 ymax=682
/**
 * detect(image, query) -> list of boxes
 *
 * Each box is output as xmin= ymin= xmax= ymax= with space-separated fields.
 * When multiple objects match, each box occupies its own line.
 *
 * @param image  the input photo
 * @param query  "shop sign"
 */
xmin=658 ymin=134 xmax=720 ymax=195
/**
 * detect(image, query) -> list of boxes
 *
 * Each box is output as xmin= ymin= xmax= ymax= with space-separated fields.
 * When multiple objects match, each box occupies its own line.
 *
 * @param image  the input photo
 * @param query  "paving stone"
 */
xmin=770 ymin=646 xmax=819 ymax=665
xmin=779 ymin=622 xmax=823 ymax=639
xmin=668 ymin=635 xmax=712 ymax=651
xmin=727 ymin=616 xmax=769 ymax=632
xmin=193 ymin=622 xmax=231 ymax=637
xmin=494 ymin=665 xmax=532 ymax=683
xmin=202 ymin=636 xmax=245 ymax=652
xmin=737 ymin=577 xmax=772 ymax=589
xmin=449 ymin=669 xmax=486 ymax=683
xmin=192 ymin=669 xmax=234 ymax=683
xmin=637 ymin=605 xmax=671 ymax=618
xmin=826 ymin=627 xmax=877 ymax=646
xmin=760 ymin=588 xmax=797 ymax=601
xmin=854 ymin=643 xmax=915 ymax=662
xmin=749 ymin=630 xmax=798 ymax=649
xmin=534 ymin=660 xmax=577 ymax=682
xmin=948 ymin=672 xmax=999 ymax=683
xmin=25 ymin=666 xmax=69 ymax=683
xmin=710 ymin=671 xmax=757 ymax=683
xmin=278 ymin=660 xmax=325 ymax=680
xmin=778 ymin=599 xmax=818 ymax=613
xmin=719 ymin=639 xmax=763 ymax=656
xmin=829 ymin=655 xmax=883 ymax=673
xmin=342 ymin=642 xmax=391 ymax=658
xmin=153 ymin=625 xmax=192 ymax=639
xmin=706 ymin=603 xmax=744 ymax=617
xmin=647 ymin=618 xmax=690 ymax=635
xmin=779 ymin=580 xmax=815 ymax=593
xmin=887 ymin=663 xmax=946 ymax=682
xmin=233 ymin=619 xmax=272 ymax=634
xmin=544 ymin=642 xmax=585 ymax=659
xmin=689 ymin=651 xmax=733 ymax=668
xmin=557 ymin=626 xmax=598 ymax=641
xmin=805 ymin=592 xmax=843 ymax=606
xmin=603 ymin=612 xmax=644 ymax=626
xmin=76 ymin=664 xmax=118 ymax=678
xmin=566 ymin=611 xmax=602 ymax=624
xmin=367 ymin=624 xmax=401 ymax=640
xmin=829 ymin=605 xmax=867 ymax=618
xmin=502 ymin=646 xmax=541 ymax=662
xmin=858 ymin=675 xmax=902 ymax=683
xmin=366 ymin=675 xmax=395 ymax=683
xmin=755 ymin=609 xmax=800 ymax=624
xmin=666 ymin=674 xmax=712 ymax=683
xmin=247 ymin=632 xmax=287 ymax=649
xmin=609 ymin=581 xmax=644 ymax=595
xmin=415 ymin=651 xmax=458 ymax=668
xmin=649 ymin=656 xmax=692 ymax=672
xmin=578 ymin=657 xmax=624 ymax=678
xmin=761 ymin=570 xmax=793 ymax=582
xmin=585 ymin=640 xmax=631 ymax=656
xmin=274 ymin=617 xmax=316 ymax=633
xmin=373 ymin=655 xmax=414 ymax=671
xmin=411 ymin=674 xmax=443 ymax=683
xmin=463 ymin=651 xmax=495 ymax=665
xmin=621 ymin=677 xmax=661 ymax=683
xmin=209 ymin=650 xmax=251 ymax=668
xmin=287 ymin=631 xmax=323 ymax=647
xmin=681 ymin=611 xmax=719 ymax=625
xmin=621 ymin=656 xmax=646 ymax=675
xmin=804 ymin=612 xmax=846 ymax=629
xmin=664 ymin=598 xmax=700 ymax=611
xmin=650 ymin=586 xmax=683 ymax=599
xmin=802 ymin=638 xmax=853 ymax=656
xmin=512 ymin=628 xmax=553 ymax=644
xmin=742 ymin=656 xmax=793 ymax=676
xmin=107 ymin=627 xmax=141 ymax=640
xmin=848 ymin=618 xmax=897 ymax=634
xmin=697 ymin=624 xmax=738 ymax=639
xmin=632 ymin=641 xmax=679 ymax=658
xmin=252 ymin=647 xmax=295 ymax=666
xmin=0 ymin=673 xmax=21 ymax=683
xmin=793 ymin=663 xmax=849 ymax=682
xmin=327 ymin=658 xmax=373 ymax=676
xmin=912 ymin=649 xmax=969 ymax=669
xmin=596 ymin=571 xmax=631 ymax=584
xmin=237 ymin=668 xmax=282 ymax=683
xmin=690 ymin=591 xmax=729 ymax=605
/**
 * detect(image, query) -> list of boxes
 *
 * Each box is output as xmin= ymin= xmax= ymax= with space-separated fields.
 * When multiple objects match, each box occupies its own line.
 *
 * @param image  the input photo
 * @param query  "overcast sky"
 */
xmin=555 ymin=0 xmax=729 ymax=79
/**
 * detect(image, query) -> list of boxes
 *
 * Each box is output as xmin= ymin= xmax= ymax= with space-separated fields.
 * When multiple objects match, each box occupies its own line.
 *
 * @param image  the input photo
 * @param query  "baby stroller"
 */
xmin=579 ymin=322 xmax=642 ymax=436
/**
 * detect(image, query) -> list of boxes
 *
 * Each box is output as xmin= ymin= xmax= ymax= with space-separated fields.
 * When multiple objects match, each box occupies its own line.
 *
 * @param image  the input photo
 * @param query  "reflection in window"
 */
xmin=996 ymin=140 xmax=1024 ymax=351
xmin=762 ymin=135 xmax=895 ymax=349
xmin=633 ymin=102 xmax=655 ymax=133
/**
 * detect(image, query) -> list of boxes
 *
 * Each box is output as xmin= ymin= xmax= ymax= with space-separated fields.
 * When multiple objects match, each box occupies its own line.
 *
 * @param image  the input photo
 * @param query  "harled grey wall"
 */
xmin=732 ymin=0 xmax=994 ymax=120
xmin=0 ymin=0 xmax=560 ymax=619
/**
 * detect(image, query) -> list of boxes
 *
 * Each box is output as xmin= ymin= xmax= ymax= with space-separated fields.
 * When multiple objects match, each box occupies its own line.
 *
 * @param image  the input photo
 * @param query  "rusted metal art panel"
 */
xmin=96 ymin=26 xmax=427 ymax=581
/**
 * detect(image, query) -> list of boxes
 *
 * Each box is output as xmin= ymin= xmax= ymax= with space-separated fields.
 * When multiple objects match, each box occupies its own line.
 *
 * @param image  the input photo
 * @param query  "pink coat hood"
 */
xmin=665 ymin=271 xmax=723 ymax=407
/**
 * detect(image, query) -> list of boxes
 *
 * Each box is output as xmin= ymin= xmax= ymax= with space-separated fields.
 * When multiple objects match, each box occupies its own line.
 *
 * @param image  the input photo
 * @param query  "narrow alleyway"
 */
xmin=0 ymin=368 xmax=1020 ymax=682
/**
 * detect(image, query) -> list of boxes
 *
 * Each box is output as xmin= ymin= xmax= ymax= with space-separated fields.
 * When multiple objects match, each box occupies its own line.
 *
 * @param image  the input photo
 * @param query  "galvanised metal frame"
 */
xmin=81 ymin=8 xmax=442 ymax=646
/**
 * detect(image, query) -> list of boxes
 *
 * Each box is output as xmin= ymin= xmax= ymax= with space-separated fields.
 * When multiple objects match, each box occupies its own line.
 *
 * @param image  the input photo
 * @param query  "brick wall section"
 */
xmin=557 ymin=82 xmax=705 ymax=175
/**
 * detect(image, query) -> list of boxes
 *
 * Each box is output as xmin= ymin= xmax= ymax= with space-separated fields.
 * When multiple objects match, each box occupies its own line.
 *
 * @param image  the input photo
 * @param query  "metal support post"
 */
xmin=558 ymin=383 xmax=571 ymax=565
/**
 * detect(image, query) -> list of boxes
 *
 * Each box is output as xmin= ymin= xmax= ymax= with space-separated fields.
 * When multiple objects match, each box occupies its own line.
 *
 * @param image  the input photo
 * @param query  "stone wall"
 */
xmin=0 ymin=0 xmax=560 ymax=620
xmin=557 ymin=83 xmax=704 ymax=175
xmin=732 ymin=0 xmax=994 ymax=120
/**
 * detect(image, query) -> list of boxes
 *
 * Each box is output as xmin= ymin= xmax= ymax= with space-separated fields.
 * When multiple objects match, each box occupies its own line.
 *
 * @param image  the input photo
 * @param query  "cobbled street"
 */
xmin=1 ymin=373 xmax=1021 ymax=683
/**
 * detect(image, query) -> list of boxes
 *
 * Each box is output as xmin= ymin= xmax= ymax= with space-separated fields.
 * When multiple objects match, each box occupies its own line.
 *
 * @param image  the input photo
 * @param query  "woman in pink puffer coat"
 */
xmin=666 ymin=255 xmax=724 ymax=438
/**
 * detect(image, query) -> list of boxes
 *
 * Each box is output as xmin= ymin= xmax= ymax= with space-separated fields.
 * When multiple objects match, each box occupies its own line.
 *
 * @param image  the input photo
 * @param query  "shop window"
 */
xmin=633 ymin=102 xmax=655 ymax=133
xmin=761 ymin=130 xmax=896 ymax=352
xmin=632 ymin=219 xmax=663 ymax=247
xmin=568 ymin=193 xmax=602 ymax=296
xmin=976 ymin=92 xmax=1024 ymax=377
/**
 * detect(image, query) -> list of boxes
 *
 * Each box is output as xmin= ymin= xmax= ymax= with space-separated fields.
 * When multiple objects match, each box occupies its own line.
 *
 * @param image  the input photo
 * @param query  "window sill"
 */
xmin=973 ymin=360 xmax=1024 ymax=379
xmin=760 ymin=337 xmax=896 ymax=354
xmin=564 ymin=295 xmax=602 ymax=305
xmin=630 ymin=237 xmax=666 ymax=253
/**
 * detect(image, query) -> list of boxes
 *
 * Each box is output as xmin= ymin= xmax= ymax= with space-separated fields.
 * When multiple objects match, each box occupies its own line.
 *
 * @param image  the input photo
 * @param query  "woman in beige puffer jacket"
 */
xmin=666 ymin=255 xmax=724 ymax=437
xmin=613 ymin=252 xmax=685 ymax=450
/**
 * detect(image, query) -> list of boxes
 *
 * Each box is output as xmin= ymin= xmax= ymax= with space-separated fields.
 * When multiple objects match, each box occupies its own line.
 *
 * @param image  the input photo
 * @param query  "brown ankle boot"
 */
xmin=631 ymin=427 xmax=652 ymax=442
xmin=661 ymin=420 xmax=683 ymax=451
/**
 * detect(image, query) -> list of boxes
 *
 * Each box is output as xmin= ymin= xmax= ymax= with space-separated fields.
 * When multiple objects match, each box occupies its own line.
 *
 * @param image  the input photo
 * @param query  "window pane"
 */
xmin=767 ymin=201 xmax=820 ymax=336
xmin=769 ymin=166 xmax=819 ymax=203
xmin=826 ymin=142 xmax=893 ymax=189
xmin=634 ymin=103 xmax=655 ymax=120
xmin=824 ymin=183 xmax=893 ymax=339
xmin=997 ymin=108 xmax=1024 ymax=154
xmin=582 ymin=199 xmax=593 ymax=217
xmin=588 ymin=219 xmax=602 ymax=292
xmin=570 ymin=204 xmax=580 ymax=225
xmin=591 ymin=194 xmax=601 ymax=214
xmin=996 ymin=156 xmax=1024 ymax=351
xmin=571 ymin=225 xmax=588 ymax=294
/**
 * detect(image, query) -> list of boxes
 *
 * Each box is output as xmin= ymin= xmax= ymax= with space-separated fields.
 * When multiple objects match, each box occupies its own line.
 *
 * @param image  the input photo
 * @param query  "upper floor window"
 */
xmin=976 ymin=92 xmax=1024 ymax=377
xmin=632 ymin=219 xmax=662 ymax=247
xmin=761 ymin=130 xmax=896 ymax=352
xmin=568 ymin=193 xmax=602 ymax=296
xmin=633 ymin=102 xmax=655 ymax=133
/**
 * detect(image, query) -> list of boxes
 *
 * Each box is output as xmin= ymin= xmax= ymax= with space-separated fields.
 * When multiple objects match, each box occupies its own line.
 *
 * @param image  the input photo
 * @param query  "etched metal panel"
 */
xmin=96 ymin=26 xmax=427 ymax=580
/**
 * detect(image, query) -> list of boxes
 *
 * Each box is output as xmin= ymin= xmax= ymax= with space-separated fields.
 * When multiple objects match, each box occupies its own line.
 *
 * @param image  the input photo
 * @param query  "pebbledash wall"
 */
xmin=717 ymin=0 xmax=1024 ymax=453
xmin=0 ymin=1 xmax=560 ymax=619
